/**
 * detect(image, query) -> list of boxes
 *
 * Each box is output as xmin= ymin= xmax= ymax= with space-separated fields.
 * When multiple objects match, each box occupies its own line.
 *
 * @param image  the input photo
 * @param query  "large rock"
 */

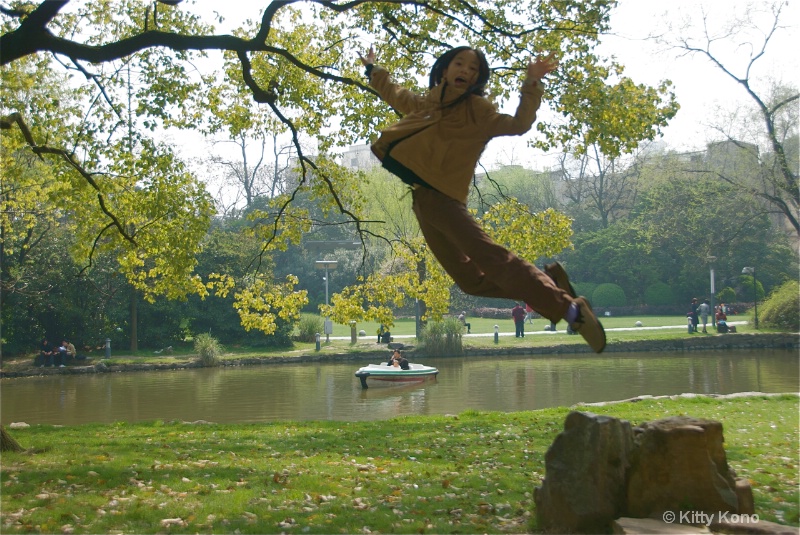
xmin=626 ymin=416 xmax=744 ymax=518
xmin=735 ymin=478 xmax=755 ymax=515
xmin=534 ymin=411 xmax=634 ymax=533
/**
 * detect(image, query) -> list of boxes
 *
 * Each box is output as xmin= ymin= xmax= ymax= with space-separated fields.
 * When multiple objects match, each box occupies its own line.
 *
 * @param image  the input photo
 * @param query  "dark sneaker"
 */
xmin=545 ymin=262 xmax=577 ymax=298
xmin=571 ymin=297 xmax=606 ymax=353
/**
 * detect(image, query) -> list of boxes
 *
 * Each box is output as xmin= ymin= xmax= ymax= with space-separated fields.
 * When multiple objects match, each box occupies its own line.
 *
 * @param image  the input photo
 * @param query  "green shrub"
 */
xmin=717 ymin=287 xmax=737 ymax=304
xmin=574 ymin=282 xmax=597 ymax=300
xmin=296 ymin=313 xmax=324 ymax=343
xmin=759 ymin=280 xmax=800 ymax=331
xmin=194 ymin=333 xmax=222 ymax=367
xmin=738 ymin=275 xmax=765 ymax=301
xmin=420 ymin=317 xmax=463 ymax=356
xmin=592 ymin=283 xmax=627 ymax=307
xmin=644 ymin=282 xmax=675 ymax=306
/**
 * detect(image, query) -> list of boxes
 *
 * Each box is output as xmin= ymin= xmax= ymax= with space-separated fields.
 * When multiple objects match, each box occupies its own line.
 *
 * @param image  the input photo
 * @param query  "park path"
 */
xmin=329 ymin=321 xmax=747 ymax=341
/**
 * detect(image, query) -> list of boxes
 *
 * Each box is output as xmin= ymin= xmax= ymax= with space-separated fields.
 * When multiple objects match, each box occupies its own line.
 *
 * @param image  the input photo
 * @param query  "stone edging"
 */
xmin=576 ymin=391 xmax=800 ymax=408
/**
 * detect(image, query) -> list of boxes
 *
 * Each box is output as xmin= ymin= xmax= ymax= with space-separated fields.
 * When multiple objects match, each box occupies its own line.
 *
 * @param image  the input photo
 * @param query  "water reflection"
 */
xmin=1 ymin=350 xmax=797 ymax=425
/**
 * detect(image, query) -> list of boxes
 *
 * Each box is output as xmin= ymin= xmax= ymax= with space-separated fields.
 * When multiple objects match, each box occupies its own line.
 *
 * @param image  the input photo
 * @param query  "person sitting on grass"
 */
xmin=37 ymin=337 xmax=56 ymax=367
xmin=458 ymin=311 xmax=471 ymax=334
xmin=59 ymin=339 xmax=81 ymax=364
xmin=377 ymin=324 xmax=392 ymax=344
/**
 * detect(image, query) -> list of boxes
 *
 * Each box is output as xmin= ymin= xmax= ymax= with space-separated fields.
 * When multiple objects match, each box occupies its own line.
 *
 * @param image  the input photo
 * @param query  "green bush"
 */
xmin=717 ymin=287 xmax=737 ymax=304
xmin=420 ymin=317 xmax=463 ymax=356
xmin=759 ymin=280 xmax=800 ymax=331
xmin=296 ymin=313 xmax=324 ymax=343
xmin=574 ymin=282 xmax=598 ymax=300
xmin=738 ymin=275 xmax=765 ymax=302
xmin=644 ymin=282 xmax=675 ymax=306
xmin=592 ymin=283 xmax=627 ymax=307
xmin=194 ymin=333 xmax=222 ymax=367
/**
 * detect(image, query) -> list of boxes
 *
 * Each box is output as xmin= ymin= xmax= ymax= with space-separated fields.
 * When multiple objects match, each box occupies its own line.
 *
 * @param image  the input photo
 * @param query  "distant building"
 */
xmin=341 ymin=144 xmax=380 ymax=170
xmin=705 ymin=139 xmax=760 ymax=175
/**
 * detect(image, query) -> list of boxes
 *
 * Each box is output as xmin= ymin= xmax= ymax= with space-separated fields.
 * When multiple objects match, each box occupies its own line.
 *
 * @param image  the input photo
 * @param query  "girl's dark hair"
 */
xmin=429 ymin=46 xmax=490 ymax=99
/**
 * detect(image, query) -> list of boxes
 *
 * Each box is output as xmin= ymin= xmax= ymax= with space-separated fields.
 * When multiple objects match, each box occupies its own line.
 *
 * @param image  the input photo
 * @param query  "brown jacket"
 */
xmin=369 ymin=65 xmax=544 ymax=204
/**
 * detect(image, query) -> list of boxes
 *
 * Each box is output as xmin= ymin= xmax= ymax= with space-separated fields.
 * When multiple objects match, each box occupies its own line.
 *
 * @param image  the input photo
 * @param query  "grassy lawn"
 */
xmin=222 ymin=313 xmax=757 ymax=357
xmin=1 ymin=395 xmax=796 ymax=534
xmin=331 ymin=314 xmax=732 ymax=337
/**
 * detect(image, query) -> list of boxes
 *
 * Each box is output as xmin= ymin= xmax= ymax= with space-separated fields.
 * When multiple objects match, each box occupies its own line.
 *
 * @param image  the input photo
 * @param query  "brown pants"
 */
xmin=412 ymin=187 xmax=573 ymax=323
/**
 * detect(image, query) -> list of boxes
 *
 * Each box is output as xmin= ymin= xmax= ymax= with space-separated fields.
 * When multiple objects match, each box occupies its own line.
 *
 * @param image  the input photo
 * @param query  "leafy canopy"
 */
xmin=1 ymin=0 xmax=678 ymax=331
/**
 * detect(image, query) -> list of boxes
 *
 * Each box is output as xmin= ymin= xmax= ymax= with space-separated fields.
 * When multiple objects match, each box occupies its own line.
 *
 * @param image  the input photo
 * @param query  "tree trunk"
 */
xmin=130 ymin=289 xmax=138 ymax=352
xmin=1 ymin=425 xmax=23 ymax=452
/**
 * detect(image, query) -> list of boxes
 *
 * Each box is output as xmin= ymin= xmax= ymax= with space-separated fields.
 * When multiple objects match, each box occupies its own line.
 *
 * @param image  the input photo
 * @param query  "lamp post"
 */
xmin=316 ymin=260 xmax=338 ymax=342
xmin=741 ymin=266 xmax=758 ymax=329
xmin=707 ymin=256 xmax=717 ymax=328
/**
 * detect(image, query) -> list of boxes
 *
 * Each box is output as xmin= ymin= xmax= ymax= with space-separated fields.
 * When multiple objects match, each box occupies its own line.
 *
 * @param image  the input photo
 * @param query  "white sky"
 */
xmin=487 ymin=0 xmax=799 ymax=168
xmin=173 ymin=0 xmax=798 ymax=175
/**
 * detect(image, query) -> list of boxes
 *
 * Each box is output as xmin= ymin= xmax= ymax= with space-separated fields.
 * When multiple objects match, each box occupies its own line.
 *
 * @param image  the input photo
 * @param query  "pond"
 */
xmin=1 ymin=349 xmax=797 ymax=425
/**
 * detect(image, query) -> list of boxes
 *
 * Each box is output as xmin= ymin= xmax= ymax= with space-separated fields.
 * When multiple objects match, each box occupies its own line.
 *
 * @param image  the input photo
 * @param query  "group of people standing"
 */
xmin=689 ymin=299 xmax=733 ymax=333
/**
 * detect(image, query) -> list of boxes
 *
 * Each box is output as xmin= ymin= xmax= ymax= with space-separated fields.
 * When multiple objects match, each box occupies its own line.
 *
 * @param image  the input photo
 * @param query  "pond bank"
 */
xmin=2 ymin=333 xmax=797 ymax=379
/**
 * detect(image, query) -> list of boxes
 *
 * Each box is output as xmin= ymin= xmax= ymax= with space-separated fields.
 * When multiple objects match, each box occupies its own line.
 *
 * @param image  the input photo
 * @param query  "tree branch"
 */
xmin=1 ymin=112 xmax=138 ymax=246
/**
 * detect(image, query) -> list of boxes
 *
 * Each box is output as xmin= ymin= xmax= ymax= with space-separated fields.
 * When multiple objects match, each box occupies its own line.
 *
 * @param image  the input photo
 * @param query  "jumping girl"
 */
xmin=359 ymin=45 xmax=605 ymax=352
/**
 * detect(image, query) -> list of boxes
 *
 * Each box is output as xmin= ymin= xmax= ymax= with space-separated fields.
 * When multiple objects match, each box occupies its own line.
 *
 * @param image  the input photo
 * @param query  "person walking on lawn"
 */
xmin=512 ymin=302 xmax=527 ymax=338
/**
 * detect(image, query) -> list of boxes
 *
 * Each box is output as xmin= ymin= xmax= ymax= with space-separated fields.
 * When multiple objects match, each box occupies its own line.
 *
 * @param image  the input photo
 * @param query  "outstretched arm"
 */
xmin=481 ymin=51 xmax=558 ymax=137
xmin=358 ymin=46 xmax=427 ymax=115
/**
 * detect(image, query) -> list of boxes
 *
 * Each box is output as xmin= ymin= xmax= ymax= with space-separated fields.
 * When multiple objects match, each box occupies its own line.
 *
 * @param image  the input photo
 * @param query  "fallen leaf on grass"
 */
xmin=353 ymin=497 xmax=370 ymax=510
xmin=160 ymin=518 xmax=186 ymax=528
xmin=242 ymin=511 xmax=258 ymax=523
xmin=278 ymin=517 xmax=296 ymax=528
xmin=477 ymin=502 xmax=494 ymax=515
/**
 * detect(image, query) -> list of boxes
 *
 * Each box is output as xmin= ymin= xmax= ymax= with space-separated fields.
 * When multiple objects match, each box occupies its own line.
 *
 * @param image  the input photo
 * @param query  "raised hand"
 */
xmin=527 ymin=52 xmax=559 ymax=81
xmin=358 ymin=46 xmax=376 ymax=66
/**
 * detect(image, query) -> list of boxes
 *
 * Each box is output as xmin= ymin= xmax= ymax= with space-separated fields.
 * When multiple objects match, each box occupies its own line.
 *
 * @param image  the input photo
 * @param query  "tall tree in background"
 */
xmin=202 ymin=56 xmax=298 ymax=213
xmin=665 ymin=0 xmax=799 ymax=235
xmin=557 ymin=143 xmax=649 ymax=230
xmin=1 ymin=3 xmax=215 ymax=303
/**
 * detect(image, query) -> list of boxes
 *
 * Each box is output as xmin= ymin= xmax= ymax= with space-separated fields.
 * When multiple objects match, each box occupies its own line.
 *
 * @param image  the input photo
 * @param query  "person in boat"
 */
xmin=388 ymin=349 xmax=410 ymax=370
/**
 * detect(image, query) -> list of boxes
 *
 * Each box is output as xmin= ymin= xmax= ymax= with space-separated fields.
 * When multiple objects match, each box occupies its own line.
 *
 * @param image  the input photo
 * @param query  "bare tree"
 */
xmin=667 ymin=1 xmax=799 ymax=235
xmin=210 ymin=133 xmax=266 ymax=208
xmin=558 ymin=144 xmax=646 ymax=229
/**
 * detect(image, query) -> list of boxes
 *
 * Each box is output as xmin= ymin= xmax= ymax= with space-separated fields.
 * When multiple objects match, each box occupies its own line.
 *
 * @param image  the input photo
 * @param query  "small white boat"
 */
xmin=355 ymin=363 xmax=439 ymax=389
